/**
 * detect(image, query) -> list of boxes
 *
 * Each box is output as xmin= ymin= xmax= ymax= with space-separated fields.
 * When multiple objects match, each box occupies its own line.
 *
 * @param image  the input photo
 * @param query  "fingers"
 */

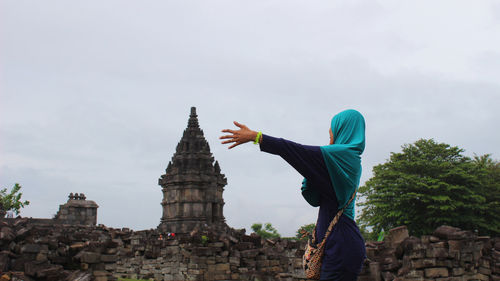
xmin=221 ymin=129 xmax=236 ymax=134
xmin=228 ymin=142 xmax=242 ymax=149
xmin=233 ymin=121 xmax=247 ymax=129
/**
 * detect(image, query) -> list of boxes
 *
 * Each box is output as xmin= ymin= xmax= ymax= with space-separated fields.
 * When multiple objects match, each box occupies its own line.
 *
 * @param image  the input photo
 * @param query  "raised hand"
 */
xmin=220 ymin=121 xmax=259 ymax=149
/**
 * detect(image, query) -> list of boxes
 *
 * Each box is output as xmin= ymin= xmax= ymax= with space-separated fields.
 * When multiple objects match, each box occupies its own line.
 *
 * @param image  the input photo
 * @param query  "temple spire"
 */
xmin=188 ymin=106 xmax=199 ymax=128
xmin=158 ymin=107 xmax=228 ymax=234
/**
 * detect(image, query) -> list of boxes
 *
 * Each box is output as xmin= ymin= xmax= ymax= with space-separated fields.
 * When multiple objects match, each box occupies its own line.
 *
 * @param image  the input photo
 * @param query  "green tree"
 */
xmin=1 ymin=183 xmax=30 ymax=216
xmin=358 ymin=139 xmax=500 ymax=237
xmin=296 ymin=223 xmax=315 ymax=240
xmin=251 ymin=223 xmax=281 ymax=239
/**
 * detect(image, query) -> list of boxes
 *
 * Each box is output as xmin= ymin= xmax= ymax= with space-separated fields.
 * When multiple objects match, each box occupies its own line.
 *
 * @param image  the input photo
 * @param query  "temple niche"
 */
xmin=158 ymin=107 xmax=228 ymax=234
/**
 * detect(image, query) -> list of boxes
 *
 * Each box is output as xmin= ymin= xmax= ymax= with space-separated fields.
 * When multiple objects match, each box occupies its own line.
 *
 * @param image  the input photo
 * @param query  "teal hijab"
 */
xmin=301 ymin=109 xmax=365 ymax=220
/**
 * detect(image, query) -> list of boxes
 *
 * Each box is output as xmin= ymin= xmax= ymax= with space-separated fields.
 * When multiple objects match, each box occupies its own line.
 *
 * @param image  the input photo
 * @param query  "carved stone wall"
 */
xmin=158 ymin=107 xmax=228 ymax=234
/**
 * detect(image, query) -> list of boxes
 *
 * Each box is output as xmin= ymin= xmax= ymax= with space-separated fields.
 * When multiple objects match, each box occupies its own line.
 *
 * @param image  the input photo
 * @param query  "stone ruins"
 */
xmin=0 ymin=107 xmax=499 ymax=281
xmin=54 ymin=193 xmax=98 ymax=226
xmin=158 ymin=107 xmax=228 ymax=234
xmin=0 ymin=219 xmax=499 ymax=281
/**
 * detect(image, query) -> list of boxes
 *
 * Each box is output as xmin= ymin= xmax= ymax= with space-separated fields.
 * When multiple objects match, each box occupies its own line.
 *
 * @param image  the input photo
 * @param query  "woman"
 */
xmin=220 ymin=109 xmax=366 ymax=281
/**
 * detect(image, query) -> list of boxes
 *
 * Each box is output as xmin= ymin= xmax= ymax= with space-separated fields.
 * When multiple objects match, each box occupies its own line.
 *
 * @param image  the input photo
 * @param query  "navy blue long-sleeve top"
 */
xmin=259 ymin=134 xmax=366 ymax=279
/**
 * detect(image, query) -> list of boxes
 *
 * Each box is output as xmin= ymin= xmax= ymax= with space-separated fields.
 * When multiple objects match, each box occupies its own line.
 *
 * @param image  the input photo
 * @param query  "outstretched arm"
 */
xmin=220 ymin=122 xmax=327 ymax=182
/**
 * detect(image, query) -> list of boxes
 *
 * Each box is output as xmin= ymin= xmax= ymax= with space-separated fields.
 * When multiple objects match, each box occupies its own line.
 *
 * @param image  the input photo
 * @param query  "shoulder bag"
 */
xmin=302 ymin=190 xmax=357 ymax=280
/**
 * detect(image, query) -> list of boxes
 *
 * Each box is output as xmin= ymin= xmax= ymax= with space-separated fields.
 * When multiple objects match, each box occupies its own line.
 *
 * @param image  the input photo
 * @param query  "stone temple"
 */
xmin=158 ymin=107 xmax=228 ymax=234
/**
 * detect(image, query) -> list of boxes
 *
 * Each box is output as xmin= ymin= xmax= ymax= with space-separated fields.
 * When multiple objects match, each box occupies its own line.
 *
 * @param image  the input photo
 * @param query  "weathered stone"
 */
xmin=101 ymin=254 xmax=118 ymax=263
xmin=408 ymin=249 xmax=427 ymax=259
xmin=405 ymin=269 xmax=424 ymax=278
xmin=430 ymin=242 xmax=446 ymax=248
xmin=463 ymin=273 xmax=489 ymax=281
xmin=386 ymin=226 xmax=410 ymax=247
xmin=448 ymin=240 xmax=463 ymax=252
xmin=369 ymin=262 xmax=381 ymax=281
xmin=381 ymin=271 xmax=395 ymax=281
xmin=429 ymin=236 xmax=441 ymax=243
xmin=425 ymin=267 xmax=449 ymax=278
xmin=241 ymin=249 xmax=260 ymax=258
xmin=215 ymin=263 xmax=230 ymax=271
xmin=79 ymin=252 xmax=101 ymax=264
xmin=426 ymin=247 xmax=448 ymax=258
xmin=452 ymin=267 xmax=464 ymax=276
xmin=411 ymin=258 xmax=436 ymax=269
xmin=0 ymin=227 xmax=15 ymax=242
xmin=66 ymin=271 xmax=93 ymax=281
xmin=433 ymin=226 xmax=474 ymax=240
xmin=21 ymin=244 xmax=41 ymax=254
xmin=479 ymin=267 xmax=492 ymax=275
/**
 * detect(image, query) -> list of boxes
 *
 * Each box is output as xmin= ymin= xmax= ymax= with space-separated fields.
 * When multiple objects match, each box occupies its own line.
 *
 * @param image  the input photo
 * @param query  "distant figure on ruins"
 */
xmin=220 ymin=109 xmax=366 ymax=281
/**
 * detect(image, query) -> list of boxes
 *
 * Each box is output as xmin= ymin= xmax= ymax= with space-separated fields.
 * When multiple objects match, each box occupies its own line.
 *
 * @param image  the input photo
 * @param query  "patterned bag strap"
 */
xmin=316 ymin=189 xmax=358 ymax=247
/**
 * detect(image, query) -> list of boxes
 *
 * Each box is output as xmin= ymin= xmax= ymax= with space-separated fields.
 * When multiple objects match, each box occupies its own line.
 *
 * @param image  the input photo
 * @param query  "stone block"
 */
xmin=479 ymin=258 xmax=490 ymax=268
xmin=448 ymin=240 xmax=463 ymax=252
xmin=463 ymin=273 xmax=489 ymax=281
xmin=215 ymin=263 xmax=230 ymax=271
xmin=215 ymin=256 xmax=227 ymax=263
xmin=269 ymin=259 xmax=280 ymax=266
xmin=408 ymin=249 xmax=427 ymax=259
xmin=256 ymin=260 xmax=270 ymax=268
xmin=229 ymin=256 xmax=240 ymax=266
xmin=35 ymin=253 xmax=48 ymax=262
xmin=411 ymin=258 xmax=437 ymax=269
xmin=270 ymin=266 xmax=282 ymax=272
xmin=433 ymin=226 xmax=473 ymax=240
xmin=386 ymin=226 xmax=410 ymax=247
xmin=70 ymin=242 xmax=86 ymax=250
xmin=368 ymin=262 xmax=381 ymax=281
xmin=430 ymin=242 xmax=446 ymax=248
xmin=461 ymin=253 xmax=473 ymax=262
xmin=240 ymin=249 xmax=260 ymax=258
xmin=425 ymin=267 xmax=449 ymax=278
xmin=381 ymin=271 xmax=395 ymax=281
xmin=491 ymin=275 xmax=500 ymax=281
xmin=241 ymin=258 xmax=256 ymax=267
xmin=214 ymin=273 xmax=230 ymax=280
xmin=93 ymin=271 xmax=108 ymax=277
xmin=405 ymin=270 xmax=424 ymax=278
xmin=188 ymin=269 xmax=202 ymax=275
xmin=478 ymin=267 xmax=491 ymax=275
xmin=80 ymin=252 xmax=101 ymax=263
xmin=452 ymin=267 xmax=464 ymax=276
xmin=16 ymin=227 xmax=30 ymax=238
xmin=208 ymin=242 xmax=224 ymax=248
xmin=430 ymin=236 xmax=441 ymax=242
xmin=21 ymin=243 xmax=41 ymax=254
xmin=101 ymin=254 xmax=118 ymax=263
xmin=426 ymin=247 xmax=448 ymax=258
xmin=436 ymin=259 xmax=453 ymax=268
xmin=80 ymin=263 xmax=89 ymax=270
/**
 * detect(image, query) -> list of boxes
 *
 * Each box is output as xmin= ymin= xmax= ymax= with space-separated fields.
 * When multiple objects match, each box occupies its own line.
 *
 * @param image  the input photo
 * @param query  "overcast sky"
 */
xmin=1 ymin=1 xmax=499 ymax=236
